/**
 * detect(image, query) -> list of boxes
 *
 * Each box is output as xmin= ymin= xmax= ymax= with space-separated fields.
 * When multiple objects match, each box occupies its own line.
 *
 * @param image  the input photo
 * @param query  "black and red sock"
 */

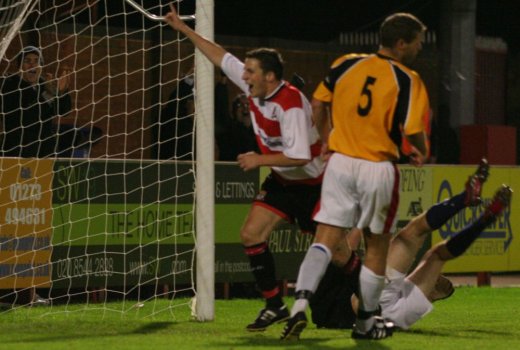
xmin=244 ymin=242 xmax=283 ymax=308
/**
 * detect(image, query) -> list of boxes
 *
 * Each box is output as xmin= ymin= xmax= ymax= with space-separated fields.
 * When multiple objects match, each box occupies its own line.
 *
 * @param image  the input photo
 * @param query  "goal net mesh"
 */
xmin=0 ymin=0 xmax=200 ymax=317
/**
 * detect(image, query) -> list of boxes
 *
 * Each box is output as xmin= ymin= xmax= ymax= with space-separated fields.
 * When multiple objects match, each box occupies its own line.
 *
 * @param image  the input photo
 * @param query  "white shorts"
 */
xmin=380 ymin=277 xmax=433 ymax=329
xmin=313 ymin=153 xmax=400 ymax=234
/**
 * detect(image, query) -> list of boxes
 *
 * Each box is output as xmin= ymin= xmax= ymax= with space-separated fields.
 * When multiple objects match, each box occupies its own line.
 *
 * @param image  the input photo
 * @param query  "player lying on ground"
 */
xmin=362 ymin=183 xmax=512 ymax=331
xmin=282 ymin=159 xmax=513 ymax=339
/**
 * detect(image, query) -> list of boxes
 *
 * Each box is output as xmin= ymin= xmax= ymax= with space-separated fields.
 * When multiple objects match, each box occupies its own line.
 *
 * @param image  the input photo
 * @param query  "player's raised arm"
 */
xmin=164 ymin=4 xmax=227 ymax=67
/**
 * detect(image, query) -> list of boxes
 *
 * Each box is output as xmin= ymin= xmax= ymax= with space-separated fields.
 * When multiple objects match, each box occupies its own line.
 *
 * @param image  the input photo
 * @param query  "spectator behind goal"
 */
xmin=0 ymin=46 xmax=72 ymax=158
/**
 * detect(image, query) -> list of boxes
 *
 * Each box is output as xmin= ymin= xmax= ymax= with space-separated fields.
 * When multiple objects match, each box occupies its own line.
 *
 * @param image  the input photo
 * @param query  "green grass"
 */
xmin=1 ymin=287 xmax=519 ymax=350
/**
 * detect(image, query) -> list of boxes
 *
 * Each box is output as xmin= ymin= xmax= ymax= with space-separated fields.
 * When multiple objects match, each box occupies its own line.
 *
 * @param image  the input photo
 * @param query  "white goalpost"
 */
xmin=0 ymin=0 xmax=38 ymax=63
xmin=193 ymin=0 xmax=215 ymax=322
xmin=0 ymin=0 xmax=215 ymax=321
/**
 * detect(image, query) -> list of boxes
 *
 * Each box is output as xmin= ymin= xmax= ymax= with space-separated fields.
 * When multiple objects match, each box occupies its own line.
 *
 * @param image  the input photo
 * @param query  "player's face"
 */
xmin=20 ymin=53 xmax=42 ymax=85
xmin=401 ymin=32 xmax=424 ymax=65
xmin=242 ymin=58 xmax=268 ymax=98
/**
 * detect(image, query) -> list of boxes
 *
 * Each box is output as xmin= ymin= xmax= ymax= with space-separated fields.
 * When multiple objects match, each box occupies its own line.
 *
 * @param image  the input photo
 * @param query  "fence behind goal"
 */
xmin=0 ymin=0 xmax=215 ymax=320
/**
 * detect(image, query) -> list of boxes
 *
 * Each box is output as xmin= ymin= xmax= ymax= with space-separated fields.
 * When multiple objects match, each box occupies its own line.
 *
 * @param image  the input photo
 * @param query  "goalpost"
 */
xmin=0 ymin=0 xmax=214 ymax=321
xmin=0 ymin=0 xmax=38 ymax=63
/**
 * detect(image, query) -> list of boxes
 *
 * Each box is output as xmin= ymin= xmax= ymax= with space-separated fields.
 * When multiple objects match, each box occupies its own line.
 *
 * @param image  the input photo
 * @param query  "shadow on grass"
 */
xmin=132 ymin=321 xmax=175 ymax=334
xmin=406 ymin=328 xmax=515 ymax=338
xmin=214 ymin=334 xmax=392 ymax=350
xmin=0 ymin=320 xmax=178 ymax=344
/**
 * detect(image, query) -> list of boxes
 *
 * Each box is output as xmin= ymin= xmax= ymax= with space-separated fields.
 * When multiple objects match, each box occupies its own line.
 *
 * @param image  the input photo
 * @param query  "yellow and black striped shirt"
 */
xmin=313 ymin=53 xmax=429 ymax=162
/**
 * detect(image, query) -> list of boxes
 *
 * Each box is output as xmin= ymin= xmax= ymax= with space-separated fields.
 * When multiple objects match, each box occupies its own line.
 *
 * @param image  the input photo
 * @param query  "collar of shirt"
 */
xmin=263 ymin=81 xmax=286 ymax=101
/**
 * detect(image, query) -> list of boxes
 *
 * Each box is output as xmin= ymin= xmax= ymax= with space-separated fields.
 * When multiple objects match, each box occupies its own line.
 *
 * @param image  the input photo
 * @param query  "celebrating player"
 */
xmin=164 ymin=5 xmax=325 ymax=331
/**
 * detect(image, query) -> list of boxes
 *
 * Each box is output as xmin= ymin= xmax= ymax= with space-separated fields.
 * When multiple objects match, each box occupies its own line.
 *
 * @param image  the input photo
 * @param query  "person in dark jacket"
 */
xmin=1 ymin=46 xmax=71 ymax=158
xmin=151 ymin=69 xmax=195 ymax=160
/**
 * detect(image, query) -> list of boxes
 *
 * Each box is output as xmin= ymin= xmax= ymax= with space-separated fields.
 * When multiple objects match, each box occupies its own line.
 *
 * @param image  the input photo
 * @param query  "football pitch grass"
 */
xmin=1 ymin=286 xmax=519 ymax=350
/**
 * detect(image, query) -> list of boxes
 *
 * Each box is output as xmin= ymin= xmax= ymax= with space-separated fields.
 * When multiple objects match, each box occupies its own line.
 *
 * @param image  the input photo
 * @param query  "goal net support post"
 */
xmin=194 ymin=0 xmax=215 ymax=322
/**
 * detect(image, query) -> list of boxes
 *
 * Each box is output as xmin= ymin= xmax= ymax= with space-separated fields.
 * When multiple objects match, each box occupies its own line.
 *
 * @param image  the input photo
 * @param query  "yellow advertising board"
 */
xmin=0 ymin=159 xmax=54 ymax=289
xmin=431 ymin=165 xmax=518 ymax=273
xmin=397 ymin=166 xmax=433 ymax=223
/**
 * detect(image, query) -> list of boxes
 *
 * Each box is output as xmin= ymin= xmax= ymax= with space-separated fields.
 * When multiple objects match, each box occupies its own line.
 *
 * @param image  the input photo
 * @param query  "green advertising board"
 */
xmin=3 ymin=159 xmax=516 ymax=291
xmin=50 ymin=160 xmax=263 ymax=288
xmin=44 ymin=161 xmax=469 ymax=289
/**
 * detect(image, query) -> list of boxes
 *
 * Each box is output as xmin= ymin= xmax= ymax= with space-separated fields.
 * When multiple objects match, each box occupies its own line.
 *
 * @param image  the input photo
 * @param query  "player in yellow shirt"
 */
xmin=282 ymin=13 xmax=429 ymax=341
xmin=313 ymin=52 xmax=429 ymax=162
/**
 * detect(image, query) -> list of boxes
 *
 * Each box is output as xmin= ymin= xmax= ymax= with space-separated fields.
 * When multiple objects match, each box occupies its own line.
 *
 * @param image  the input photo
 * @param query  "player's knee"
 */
xmin=330 ymin=254 xmax=348 ymax=267
xmin=239 ymin=222 xmax=268 ymax=246
xmin=239 ymin=226 xmax=256 ymax=245
xmin=427 ymin=243 xmax=452 ymax=262
xmin=400 ymin=213 xmax=430 ymax=237
xmin=393 ymin=226 xmax=425 ymax=251
xmin=330 ymin=244 xmax=352 ymax=266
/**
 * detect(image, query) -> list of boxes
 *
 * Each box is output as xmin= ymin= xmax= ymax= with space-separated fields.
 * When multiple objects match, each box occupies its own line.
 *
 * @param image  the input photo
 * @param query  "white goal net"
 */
xmin=0 ymin=0 xmax=214 ymax=320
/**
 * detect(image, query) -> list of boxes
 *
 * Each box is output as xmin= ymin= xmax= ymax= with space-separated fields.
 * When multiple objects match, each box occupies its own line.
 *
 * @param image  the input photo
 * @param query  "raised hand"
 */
xmin=164 ymin=4 xmax=185 ymax=31
xmin=57 ymin=69 xmax=71 ymax=94
xmin=44 ymin=69 xmax=70 ymax=95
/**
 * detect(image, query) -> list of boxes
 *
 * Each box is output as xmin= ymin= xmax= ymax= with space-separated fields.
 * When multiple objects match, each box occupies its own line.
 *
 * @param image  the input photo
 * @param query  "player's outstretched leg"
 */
xmin=483 ymin=184 xmax=513 ymax=220
xmin=403 ymin=184 xmax=513 ymax=326
xmin=427 ymin=158 xmax=490 ymax=232
xmin=464 ymin=158 xmax=490 ymax=206
xmin=445 ymin=184 xmax=512 ymax=259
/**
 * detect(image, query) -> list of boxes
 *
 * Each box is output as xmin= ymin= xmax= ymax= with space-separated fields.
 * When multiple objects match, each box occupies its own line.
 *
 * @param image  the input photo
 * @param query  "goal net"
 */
xmin=0 ymin=0 xmax=215 ymax=320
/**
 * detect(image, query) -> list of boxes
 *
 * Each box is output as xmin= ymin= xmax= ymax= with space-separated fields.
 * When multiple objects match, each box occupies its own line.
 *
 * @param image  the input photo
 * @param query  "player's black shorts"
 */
xmin=253 ymin=173 xmax=321 ymax=233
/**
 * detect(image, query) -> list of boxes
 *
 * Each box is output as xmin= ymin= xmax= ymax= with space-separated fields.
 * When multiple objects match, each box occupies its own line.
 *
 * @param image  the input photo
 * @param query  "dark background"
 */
xmin=106 ymin=0 xmax=520 ymax=54
xmin=214 ymin=0 xmax=519 ymax=53
xmin=93 ymin=0 xmax=520 ymax=164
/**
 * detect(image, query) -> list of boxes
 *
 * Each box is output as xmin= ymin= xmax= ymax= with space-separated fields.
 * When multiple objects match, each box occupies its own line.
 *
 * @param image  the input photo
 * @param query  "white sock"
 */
xmin=357 ymin=265 xmax=385 ymax=331
xmin=291 ymin=243 xmax=331 ymax=316
xmin=291 ymin=299 xmax=308 ymax=317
